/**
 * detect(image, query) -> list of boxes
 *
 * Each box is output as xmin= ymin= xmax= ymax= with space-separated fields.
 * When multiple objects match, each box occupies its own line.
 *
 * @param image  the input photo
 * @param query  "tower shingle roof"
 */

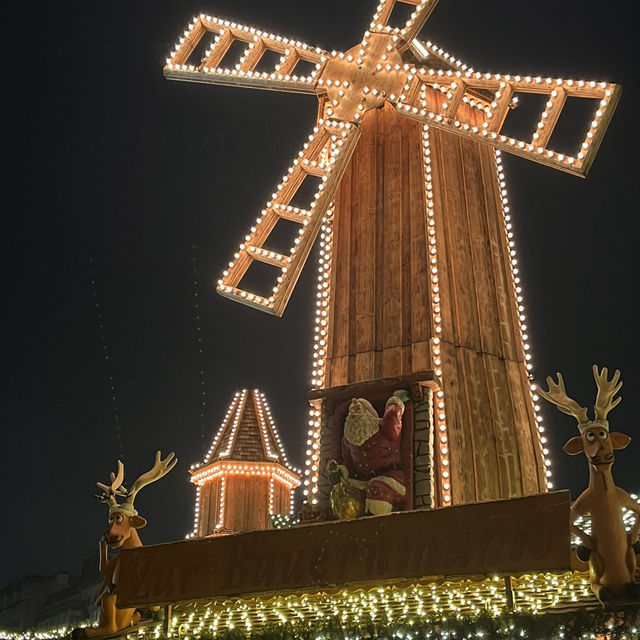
xmin=203 ymin=389 xmax=294 ymax=469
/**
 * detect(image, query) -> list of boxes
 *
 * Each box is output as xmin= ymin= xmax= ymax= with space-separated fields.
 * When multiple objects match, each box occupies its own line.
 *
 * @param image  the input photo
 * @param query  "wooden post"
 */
xmin=504 ymin=575 xmax=514 ymax=612
xmin=163 ymin=604 xmax=172 ymax=636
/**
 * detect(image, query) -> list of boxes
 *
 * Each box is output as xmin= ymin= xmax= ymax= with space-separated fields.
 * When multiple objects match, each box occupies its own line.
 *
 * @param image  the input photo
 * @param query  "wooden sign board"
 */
xmin=117 ymin=491 xmax=571 ymax=607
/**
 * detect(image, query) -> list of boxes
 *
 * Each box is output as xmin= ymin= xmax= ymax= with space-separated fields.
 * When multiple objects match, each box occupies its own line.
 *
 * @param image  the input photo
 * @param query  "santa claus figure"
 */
xmin=340 ymin=391 xmax=409 ymax=515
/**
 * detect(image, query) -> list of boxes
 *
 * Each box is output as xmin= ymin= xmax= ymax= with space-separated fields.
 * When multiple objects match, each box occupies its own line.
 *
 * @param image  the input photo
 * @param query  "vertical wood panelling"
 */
xmin=479 ymin=149 xmax=520 ymax=360
xmin=440 ymin=341 xmax=476 ymax=504
xmin=198 ymin=484 xmax=208 ymax=537
xmin=506 ymin=360 xmax=546 ymax=493
xmin=322 ymin=97 xmax=544 ymax=506
xmin=483 ymin=356 xmax=522 ymax=497
xmin=328 ymin=104 xmax=433 ymax=384
xmin=460 ymin=137 xmax=502 ymax=357
xmin=353 ymin=114 xmax=377 ymax=382
xmin=277 ymin=483 xmax=290 ymax=516
xmin=207 ymin=480 xmax=219 ymax=534
xmin=380 ymin=104 xmax=404 ymax=377
xmin=459 ymin=348 xmax=502 ymax=500
xmin=400 ymin=115 xmax=413 ymax=373
xmin=442 ymin=136 xmax=483 ymax=349
xmin=425 ymin=101 xmax=545 ymax=503
xmin=329 ymin=161 xmax=353 ymax=388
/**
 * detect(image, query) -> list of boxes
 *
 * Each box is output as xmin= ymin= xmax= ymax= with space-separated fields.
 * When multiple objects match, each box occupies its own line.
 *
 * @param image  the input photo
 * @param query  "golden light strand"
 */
xmin=421 ymin=123 xmax=451 ymax=506
xmin=492 ymin=150 xmax=552 ymax=489
xmin=304 ymin=208 xmax=334 ymax=504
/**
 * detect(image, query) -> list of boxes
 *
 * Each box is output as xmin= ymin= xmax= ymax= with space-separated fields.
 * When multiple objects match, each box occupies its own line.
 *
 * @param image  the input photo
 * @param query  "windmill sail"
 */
xmin=166 ymin=5 xmax=620 ymax=319
xmin=165 ymin=14 xmax=326 ymax=95
xmin=217 ymin=120 xmax=360 ymax=316
xmin=395 ymin=68 xmax=620 ymax=177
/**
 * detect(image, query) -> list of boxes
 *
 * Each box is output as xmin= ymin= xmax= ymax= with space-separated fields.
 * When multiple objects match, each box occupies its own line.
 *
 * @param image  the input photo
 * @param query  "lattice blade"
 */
xmin=369 ymin=0 xmax=440 ymax=46
xmin=217 ymin=120 xmax=361 ymax=316
xmin=395 ymin=67 xmax=621 ymax=176
xmin=165 ymin=14 xmax=328 ymax=94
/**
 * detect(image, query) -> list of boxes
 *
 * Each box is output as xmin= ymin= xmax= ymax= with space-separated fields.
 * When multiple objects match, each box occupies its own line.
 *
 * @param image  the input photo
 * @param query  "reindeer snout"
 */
xmin=103 ymin=528 xmax=117 ymax=544
xmin=103 ymin=522 xmax=123 ymax=546
xmin=591 ymin=452 xmax=614 ymax=463
xmin=588 ymin=446 xmax=614 ymax=467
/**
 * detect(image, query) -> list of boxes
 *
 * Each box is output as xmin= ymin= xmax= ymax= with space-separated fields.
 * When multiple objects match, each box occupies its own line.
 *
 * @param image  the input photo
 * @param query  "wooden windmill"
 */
xmin=165 ymin=1 xmax=620 ymax=511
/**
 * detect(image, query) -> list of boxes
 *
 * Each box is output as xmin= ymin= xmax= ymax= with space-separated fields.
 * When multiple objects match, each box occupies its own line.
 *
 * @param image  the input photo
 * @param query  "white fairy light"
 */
xmin=493 ymin=151 xmax=552 ymax=490
xmin=304 ymin=209 xmax=334 ymax=503
xmin=422 ymin=125 xmax=451 ymax=507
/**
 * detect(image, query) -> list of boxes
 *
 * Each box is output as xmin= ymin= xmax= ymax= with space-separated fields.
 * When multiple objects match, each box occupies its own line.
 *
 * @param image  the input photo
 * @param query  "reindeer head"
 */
xmin=96 ymin=451 xmax=177 ymax=548
xmin=537 ymin=365 xmax=630 ymax=472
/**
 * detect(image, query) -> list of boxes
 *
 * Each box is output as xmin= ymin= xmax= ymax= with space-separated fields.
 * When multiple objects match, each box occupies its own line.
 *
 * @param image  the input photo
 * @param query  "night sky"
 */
xmin=3 ymin=0 xmax=638 ymax=587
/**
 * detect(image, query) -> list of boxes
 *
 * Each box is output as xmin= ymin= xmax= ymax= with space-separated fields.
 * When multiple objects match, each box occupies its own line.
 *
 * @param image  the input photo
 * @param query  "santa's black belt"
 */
xmin=358 ymin=464 xmax=402 ymax=476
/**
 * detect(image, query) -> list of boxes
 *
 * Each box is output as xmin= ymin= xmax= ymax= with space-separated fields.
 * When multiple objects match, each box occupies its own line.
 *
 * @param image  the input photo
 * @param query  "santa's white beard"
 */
xmin=344 ymin=412 xmax=379 ymax=446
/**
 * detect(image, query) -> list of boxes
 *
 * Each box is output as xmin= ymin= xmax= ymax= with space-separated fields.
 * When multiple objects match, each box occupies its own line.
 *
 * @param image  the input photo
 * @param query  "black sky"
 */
xmin=2 ymin=0 xmax=638 ymax=587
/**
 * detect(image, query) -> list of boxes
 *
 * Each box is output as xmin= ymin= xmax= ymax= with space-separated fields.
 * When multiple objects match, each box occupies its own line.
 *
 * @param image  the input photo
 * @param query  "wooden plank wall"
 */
xmin=324 ymin=98 xmax=546 ymax=506
xmin=198 ymin=475 xmax=292 ymax=535
xmin=423 ymin=89 xmax=545 ymax=503
xmin=226 ymin=476 xmax=270 ymax=532
xmin=328 ymin=102 xmax=432 ymax=387
xmin=273 ymin=481 xmax=291 ymax=518
xmin=198 ymin=479 xmax=218 ymax=537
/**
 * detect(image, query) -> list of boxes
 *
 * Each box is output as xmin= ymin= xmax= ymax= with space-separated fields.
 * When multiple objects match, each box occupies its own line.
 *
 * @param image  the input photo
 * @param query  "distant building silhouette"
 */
xmin=0 ymin=550 xmax=101 ymax=632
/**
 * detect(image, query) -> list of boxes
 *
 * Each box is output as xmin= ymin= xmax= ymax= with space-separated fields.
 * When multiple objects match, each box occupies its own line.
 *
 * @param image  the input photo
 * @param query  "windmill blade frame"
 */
xmin=165 ymin=5 xmax=620 ymax=320
xmin=394 ymin=67 xmax=621 ymax=177
xmin=165 ymin=14 xmax=328 ymax=95
xmin=369 ymin=0 xmax=441 ymax=48
xmin=217 ymin=119 xmax=361 ymax=316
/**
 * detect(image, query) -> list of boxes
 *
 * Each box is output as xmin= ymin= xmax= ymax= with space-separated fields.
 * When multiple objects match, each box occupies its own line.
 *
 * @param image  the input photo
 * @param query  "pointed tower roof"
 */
xmin=189 ymin=388 xmax=300 ymax=538
xmin=202 ymin=389 xmax=294 ymax=469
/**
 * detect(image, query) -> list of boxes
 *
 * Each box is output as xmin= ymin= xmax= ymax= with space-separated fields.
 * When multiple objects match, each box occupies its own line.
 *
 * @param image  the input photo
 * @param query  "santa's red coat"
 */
xmin=341 ymin=403 xmax=404 ymax=479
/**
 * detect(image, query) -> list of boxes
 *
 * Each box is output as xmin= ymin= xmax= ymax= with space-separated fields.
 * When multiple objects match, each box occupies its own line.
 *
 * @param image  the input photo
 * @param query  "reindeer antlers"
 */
xmin=537 ymin=372 xmax=589 ymax=424
xmin=96 ymin=451 xmax=177 ymax=515
xmin=126 ymin=451 xmax=177 ymax=507
xmin=537 ymin=365 xmax=622 ymax=432
xmin=96 ymin=460 xmax=128 ymax=506
xmin=593 ymin=365 xmax=622 ymax=422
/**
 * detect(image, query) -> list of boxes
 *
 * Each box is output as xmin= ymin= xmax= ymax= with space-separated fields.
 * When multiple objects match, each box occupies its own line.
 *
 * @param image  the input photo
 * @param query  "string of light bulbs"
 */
xmin=88 ymin=257 xmax=124 ymax=461
xmin=191 ymin=243 xmax=208 ymax=455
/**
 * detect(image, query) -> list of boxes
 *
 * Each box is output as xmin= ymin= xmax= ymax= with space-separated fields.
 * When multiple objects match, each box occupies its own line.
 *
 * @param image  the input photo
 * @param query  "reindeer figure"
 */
xmin=538 ymin=366 xmax=640 ymax=605
xmin=72 ymin=451 xmax=177 ymax=639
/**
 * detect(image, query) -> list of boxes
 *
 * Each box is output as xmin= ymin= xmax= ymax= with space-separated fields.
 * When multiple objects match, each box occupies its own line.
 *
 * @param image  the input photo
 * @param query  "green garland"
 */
xmin=3 ymin=605 xmax=638 ymax=639
xmin=172 ymin=606 xmax=640 ymax=640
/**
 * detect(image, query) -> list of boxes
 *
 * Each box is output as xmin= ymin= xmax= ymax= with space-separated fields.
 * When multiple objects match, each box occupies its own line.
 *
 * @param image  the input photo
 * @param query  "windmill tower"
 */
xmin=166 ymin=1 xmax=620 ymax=512
xmin=188 ymin=389 xmax=300 ymax=536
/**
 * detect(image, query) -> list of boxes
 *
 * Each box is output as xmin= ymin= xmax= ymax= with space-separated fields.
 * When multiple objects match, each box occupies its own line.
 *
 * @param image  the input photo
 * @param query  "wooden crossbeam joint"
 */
xmin=485 ymin=83 xmax=514 ymax=133
xmin=245 ymin=245 xmax=290 ymax=267
xmin=533 ymin=86 xmax=566 ymax=148
xmin=302 ymin=161 xmax=328 ymax=178
xmin=238 ymin=40 xmax=266 ymax=73
xmin=272 ymin=203 xmax=312 ymax=223
xmin=172 ymin=19 xmax=207 ymax=67
xmin=276 ymin=50 xmax=299 ymax=76
xmin=201 ymin=30 xmax=234 ymax=70
xmin=442 ymin=80 xmax=467 ymax=119
xmin=217 ymin=285 xmax=277 ymax=314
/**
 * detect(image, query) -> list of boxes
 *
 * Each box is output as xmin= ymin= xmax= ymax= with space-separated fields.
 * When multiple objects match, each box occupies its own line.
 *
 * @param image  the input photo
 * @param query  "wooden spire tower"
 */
xmin=165 ymin=1 xmax=620 ymax=510
xmin=189 ymin=389 xmax=300 ymax=536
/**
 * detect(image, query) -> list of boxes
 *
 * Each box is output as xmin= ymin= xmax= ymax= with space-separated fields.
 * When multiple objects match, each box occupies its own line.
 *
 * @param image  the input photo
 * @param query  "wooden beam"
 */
xmin=533 ymin=86 xmax=566 ymax=148
xmin=116 ymin=492 xmax=571 ymax=606
xmin=398 ymin=0 xmax=440 ymax=52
